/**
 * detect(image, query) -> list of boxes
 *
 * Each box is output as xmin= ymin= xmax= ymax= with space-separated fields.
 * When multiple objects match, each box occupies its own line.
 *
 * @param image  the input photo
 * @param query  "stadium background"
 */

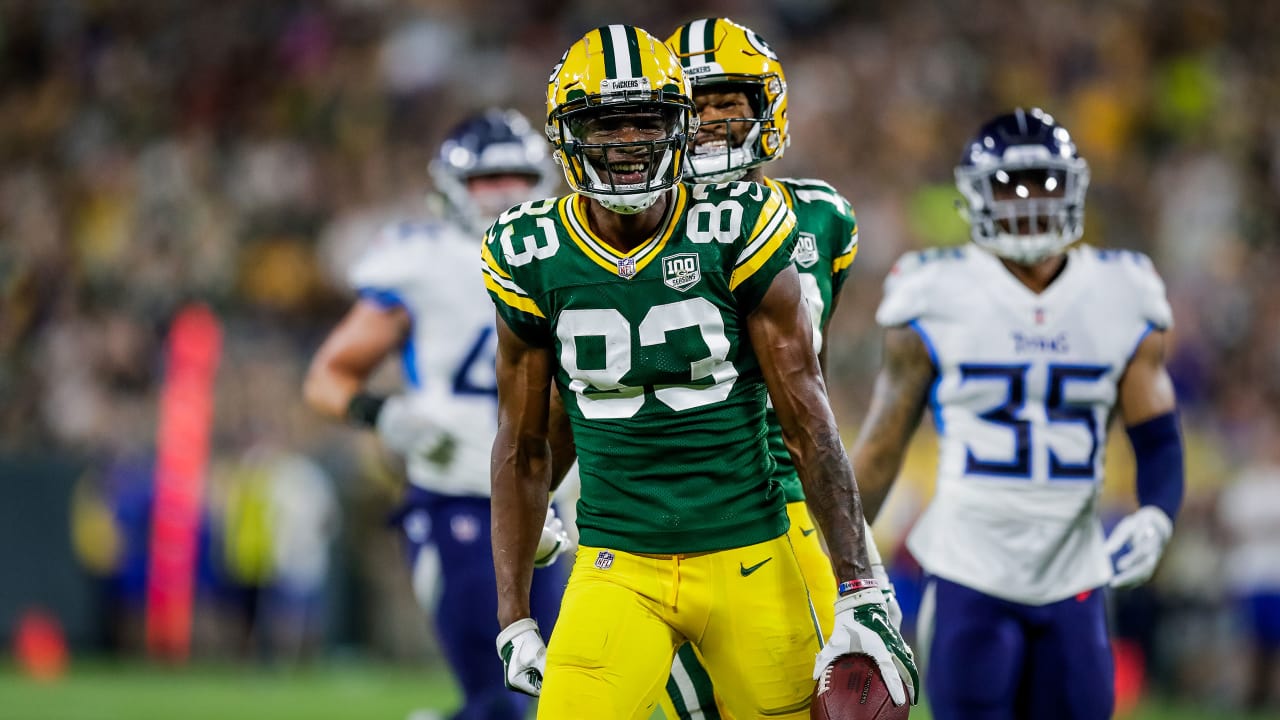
xmin=1 ymin=0 xmax=1278 ymax=718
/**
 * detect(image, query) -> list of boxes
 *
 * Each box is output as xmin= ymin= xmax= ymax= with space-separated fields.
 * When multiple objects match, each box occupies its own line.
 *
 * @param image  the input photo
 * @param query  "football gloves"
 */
xmin=1105 ymin=505 xmax=1173 ymax=588
xmin=496 ymin=618 xmax=547 ymax=697
xmin=375 ymin=395 xmax=456 ymax=466
xmin=814 ymin=589 xmax=919 ymax=706
xmin=535 ymin=506 xmax=574 ymax=568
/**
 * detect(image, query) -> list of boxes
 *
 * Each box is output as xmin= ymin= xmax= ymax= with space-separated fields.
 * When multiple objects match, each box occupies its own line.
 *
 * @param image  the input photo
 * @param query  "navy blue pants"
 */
xmin=397 ymin=489 xmax=566 ymax=720
xmin=922 ymin=577 xmax=1114 ymax=720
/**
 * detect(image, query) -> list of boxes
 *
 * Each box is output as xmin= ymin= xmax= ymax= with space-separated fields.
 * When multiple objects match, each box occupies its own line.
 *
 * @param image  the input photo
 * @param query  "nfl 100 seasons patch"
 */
xmin=662 ymin=253 xmax=701 ymax=291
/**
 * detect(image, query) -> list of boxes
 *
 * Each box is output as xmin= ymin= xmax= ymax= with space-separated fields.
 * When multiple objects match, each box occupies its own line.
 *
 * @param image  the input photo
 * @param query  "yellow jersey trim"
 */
xmin=480 ymin=243 xmax=512 ymax=279
xmin=832 ymin=243 xmax=859 ymax=274
xmin=730 ymin=205 xmax=795 ymax=290
xmin=562 ymin=185 xmax=688 ymax=277
xmin=483 ymin=271 xmax=544 ymax=318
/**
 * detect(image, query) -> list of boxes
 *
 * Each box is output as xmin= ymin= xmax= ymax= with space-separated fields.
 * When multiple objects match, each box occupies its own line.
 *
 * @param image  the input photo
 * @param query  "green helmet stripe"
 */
xmin=597 ymin=25 xmax=618 ymax=78
xmin=702 ymin=18 xmax=717 ymax=63
xmin=623 ymin=25 xmax=643 ymax=78
xmin=678 ymin=24 xmax=691 ymax=66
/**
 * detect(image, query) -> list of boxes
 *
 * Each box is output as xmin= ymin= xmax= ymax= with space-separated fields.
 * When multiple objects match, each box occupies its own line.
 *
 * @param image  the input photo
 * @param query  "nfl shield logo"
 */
xmin=594 ymin=550 xmax=615 ymax=570
xmin=662 ymin=253 xmax=701 ymax=291
xmin=792 ymin=232 xmax=819 ymax=268
xmin=617 ymin=257 xmax=637 ymax=279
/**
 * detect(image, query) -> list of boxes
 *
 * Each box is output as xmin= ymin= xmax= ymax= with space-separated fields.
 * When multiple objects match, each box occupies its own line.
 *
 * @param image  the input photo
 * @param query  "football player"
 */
xmin=303 ymin=109 xmax=571 ymax=720
xmin=851 ymin=108 xmax=1184 ymax=719
xmin=484 ymin=25 xmax=916 ymax=719
xmin=659 ymin=18 xmax=900 ymax=719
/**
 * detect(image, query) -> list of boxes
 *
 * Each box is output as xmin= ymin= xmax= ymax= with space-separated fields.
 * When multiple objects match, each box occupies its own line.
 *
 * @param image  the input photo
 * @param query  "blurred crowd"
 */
xmin=1 ymin=0 xmax=1278 ymax=712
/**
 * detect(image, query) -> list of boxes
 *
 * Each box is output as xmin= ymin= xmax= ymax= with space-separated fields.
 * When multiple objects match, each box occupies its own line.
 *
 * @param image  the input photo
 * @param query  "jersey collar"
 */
xmin=560 ymin=185 xmax=688 ymax=278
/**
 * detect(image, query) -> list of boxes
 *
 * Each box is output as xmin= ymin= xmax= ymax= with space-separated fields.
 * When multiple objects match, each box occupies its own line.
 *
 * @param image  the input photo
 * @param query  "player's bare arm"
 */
xmin=817 ymin=291 xmax=842 ymax=379
xmin=850 ymin=325 xmax=936 ymax=523
xmin=1118 ymin=330 xmax=1176 ymax=423
xmin=748 ymin=264 xmax=870 ymax=581
xmin=302 ymin=300 xmax=409 ymax=419
xmin=546 ymin=384 xmax=576 ymax=493
xmin=491 ymin=315 xmax=556 ymax=628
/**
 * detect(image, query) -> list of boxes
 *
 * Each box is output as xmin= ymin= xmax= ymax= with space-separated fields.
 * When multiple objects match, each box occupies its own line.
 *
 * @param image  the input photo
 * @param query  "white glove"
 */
xmin=496 ymin=618 xmax=546 ymax=697
xmin=534 ymin=506 xmax=574 ymax=568
xmin=1104 ymin=506 xmax=1173 ymax=588
xmin=813 ymin=589 xmax=918 ymax=706
xmin=871 ymin=563 xmax=903 ymax=630
xmin=375 ymin=395 xmax=455 ymax=465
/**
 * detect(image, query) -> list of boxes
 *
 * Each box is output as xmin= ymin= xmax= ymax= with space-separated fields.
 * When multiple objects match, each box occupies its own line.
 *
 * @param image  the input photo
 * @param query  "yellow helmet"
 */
xmin=545 ymin=25 xmax=697 ymax=214
xmin=665 ymin=18 xmax=789 ymax=182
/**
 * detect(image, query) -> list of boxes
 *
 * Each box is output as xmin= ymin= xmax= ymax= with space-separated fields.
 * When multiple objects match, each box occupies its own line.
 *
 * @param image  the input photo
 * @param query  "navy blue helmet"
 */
xmin=955 ymin=108 xmax=1090 ymax=264
xmin=429 ymin=109 xmax=558 ymax=235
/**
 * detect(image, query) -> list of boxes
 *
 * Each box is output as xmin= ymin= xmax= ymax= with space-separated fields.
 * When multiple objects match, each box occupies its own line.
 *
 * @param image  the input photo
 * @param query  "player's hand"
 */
xmin=814 ymin=589 xmax=919 ymax=706
xmin=496 ymin=618 xmax=546 ymax=697
xmin=871 ymin=563 xmax=903 ymax=630
xmin=1105 ymin=506 xmax=1173 ymax=588
xmin=534 ymin=506 xmax=574 ymax=568
xmin=375 ymin=395 xmax=455 ymax=464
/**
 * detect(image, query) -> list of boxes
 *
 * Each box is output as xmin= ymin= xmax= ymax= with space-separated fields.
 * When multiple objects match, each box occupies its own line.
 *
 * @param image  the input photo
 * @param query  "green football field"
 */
xmin=1 ymin=661 xmax=1274 ymax=720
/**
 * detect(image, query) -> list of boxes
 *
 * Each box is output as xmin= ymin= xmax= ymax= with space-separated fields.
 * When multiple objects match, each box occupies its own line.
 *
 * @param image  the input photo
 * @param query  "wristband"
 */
xmin=346 ymin=392 xmax=386 ymax=428
xmin=837 ymin=578 xmax=880 ymax=596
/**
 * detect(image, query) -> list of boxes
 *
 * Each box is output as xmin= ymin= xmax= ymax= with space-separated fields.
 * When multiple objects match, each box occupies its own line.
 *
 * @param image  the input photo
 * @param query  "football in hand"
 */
xmin=811 ymin=653 xmax=910 ymax=720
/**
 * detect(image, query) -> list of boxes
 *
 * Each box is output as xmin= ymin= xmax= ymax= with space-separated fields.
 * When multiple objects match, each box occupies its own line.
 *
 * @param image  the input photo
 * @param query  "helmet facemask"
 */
xmin=956 ymin=156 xmax=1090 ymax=265
xmin=686 ymin=78 xmax=783 ymax=183
xmin=549 ymin=98 xmax=696 ymax=215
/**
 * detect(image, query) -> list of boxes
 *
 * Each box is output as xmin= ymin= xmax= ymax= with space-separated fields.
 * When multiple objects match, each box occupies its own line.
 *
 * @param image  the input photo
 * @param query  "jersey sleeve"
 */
xmin=875 ymin=251 xmax=939 ymax=327
xmin=729 ymin=184 xmax=799 ymax=313
xmin=481 ymin=225 xmax=552 ymax=347
xmin=347 ymin=223 xmax=432 ymax=310
xmin=1119 ymin=251 xmax=1173 ymax=331
xmin=829 ymin=201 xmax=859 ymax=297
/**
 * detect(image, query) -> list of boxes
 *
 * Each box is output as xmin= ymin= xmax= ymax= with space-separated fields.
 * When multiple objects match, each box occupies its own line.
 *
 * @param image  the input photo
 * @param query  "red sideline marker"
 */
xmin=145 ymin=304 xmax=222 ymax=662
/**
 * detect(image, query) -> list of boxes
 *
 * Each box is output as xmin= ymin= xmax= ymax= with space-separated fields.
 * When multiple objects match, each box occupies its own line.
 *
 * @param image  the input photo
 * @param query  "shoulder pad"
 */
xmin=347 ymin=222 xmax=442 ymax=293
xmin=875 ymin=248 xmax=965 ymax=326
xmin=1089 ymin=248 xmax=1173 ymax=330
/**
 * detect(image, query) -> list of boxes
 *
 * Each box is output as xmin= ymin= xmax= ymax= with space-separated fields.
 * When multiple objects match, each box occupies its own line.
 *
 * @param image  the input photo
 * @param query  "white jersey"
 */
xmin=349 ymin=220 xmax=497 ymax=496
xmin=877 ymin=244 xmax=1172 ymax=605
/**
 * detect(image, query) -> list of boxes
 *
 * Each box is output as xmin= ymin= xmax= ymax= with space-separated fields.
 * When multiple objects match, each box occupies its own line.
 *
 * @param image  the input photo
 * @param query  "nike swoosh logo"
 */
xmin=740 ymin=558 xmax=773 ymax=576
xmin=801 ymin=527 xmax=817 ymax=537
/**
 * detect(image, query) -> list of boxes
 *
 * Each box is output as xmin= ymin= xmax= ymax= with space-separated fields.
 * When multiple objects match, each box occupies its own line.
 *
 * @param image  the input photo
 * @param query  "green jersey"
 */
xmin=761 ymin=178 xmax=859 ymax=503
xmin=482 ymin=181 xmax=799 ymax=554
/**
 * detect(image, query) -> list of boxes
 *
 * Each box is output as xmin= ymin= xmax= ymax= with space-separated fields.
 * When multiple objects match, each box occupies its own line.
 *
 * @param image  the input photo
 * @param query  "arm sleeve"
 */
xmin=730 ymin=185 xmax=799 ymax=313
xmin=1122 ymin=252 xmax=1173 ymax=331
xmin=348 ymin=223 xmax=432 ymax=308
xmin=829 ymin=204 xmax=859 ymax=296
xmin=875 ymin=251 xmax=935 ymax=327
xmin=481 ymin=233 xmax=551 ymax=347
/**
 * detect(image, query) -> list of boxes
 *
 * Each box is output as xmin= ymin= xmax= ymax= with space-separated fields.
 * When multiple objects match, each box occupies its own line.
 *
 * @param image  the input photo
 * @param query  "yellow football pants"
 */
xmin=656 ymin=501 xmax=837 ymax=720
xmin=538 ymin=532 xmax=822 ymax=719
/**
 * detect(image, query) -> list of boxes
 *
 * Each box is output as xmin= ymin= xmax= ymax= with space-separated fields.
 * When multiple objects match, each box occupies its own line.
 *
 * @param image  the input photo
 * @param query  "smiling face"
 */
xmin=568 ymin=104 xmax=683 ymax=187
xmin=691 ymin=88 xmax=754 ymax=156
